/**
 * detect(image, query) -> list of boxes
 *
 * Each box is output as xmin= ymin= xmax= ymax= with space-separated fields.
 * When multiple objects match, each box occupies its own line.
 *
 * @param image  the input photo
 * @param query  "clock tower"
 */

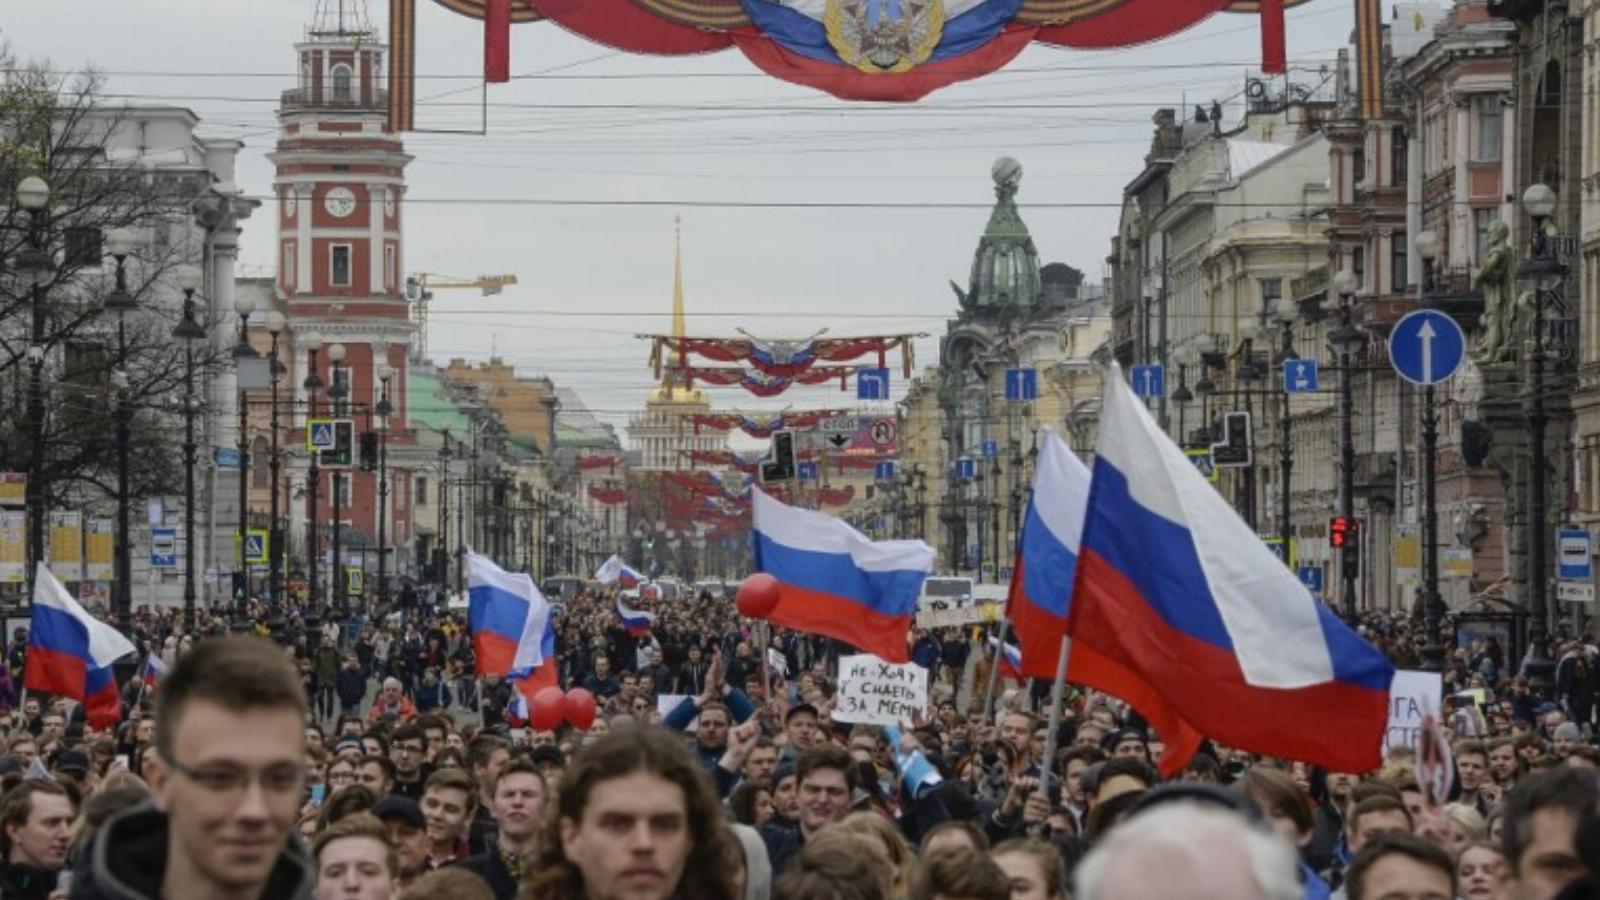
xmin=271 ymin=0 xmax=417 ymax=595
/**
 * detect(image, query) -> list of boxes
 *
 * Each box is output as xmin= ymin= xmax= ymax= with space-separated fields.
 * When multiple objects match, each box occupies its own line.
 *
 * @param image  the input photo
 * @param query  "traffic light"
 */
xmin=359 ymin=431 xmax=379 ymax=471
xmin=1329 ymin=516 xmax=1351 ymax=548
xmin=231 ymin=571 xmax=247 ymax=601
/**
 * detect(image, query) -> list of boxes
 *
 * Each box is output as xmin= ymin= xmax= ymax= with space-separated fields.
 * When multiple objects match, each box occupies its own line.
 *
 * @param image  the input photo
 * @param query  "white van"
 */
xmin=919 ymin=576 xmax=974 ymax=610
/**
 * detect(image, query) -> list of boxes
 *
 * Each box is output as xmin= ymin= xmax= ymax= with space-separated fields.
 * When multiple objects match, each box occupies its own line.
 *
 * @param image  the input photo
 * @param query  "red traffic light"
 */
xmin=1330 ymin=516 xmax=1361 ymax=548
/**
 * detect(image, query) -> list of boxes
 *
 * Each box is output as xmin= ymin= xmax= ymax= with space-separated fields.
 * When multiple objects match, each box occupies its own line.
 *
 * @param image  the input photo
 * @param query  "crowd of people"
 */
xmin=0 ymin=584 xmax=1598 ymax=899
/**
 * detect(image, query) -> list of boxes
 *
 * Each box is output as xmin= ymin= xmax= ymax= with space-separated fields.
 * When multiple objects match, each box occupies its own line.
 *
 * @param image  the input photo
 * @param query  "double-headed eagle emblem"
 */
xmin=824 ymin=0 xmax=945 ymax=74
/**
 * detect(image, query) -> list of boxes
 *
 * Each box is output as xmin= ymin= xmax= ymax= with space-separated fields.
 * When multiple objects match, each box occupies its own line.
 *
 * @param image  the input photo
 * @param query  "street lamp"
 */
xmin=327 ymin=343 xmax=348 ymax=619
xmin=1518 ymin=183 xmax=1565 ymax=694
xmin=302 ymin=331 xmax=324 ymax=608
xmin=1271 ymin=298 xmax=1299 ymax=552
xmin=1415 ymin=229 xmax=1446 ymax=672
xmin=102 ymin=227 xmax=139 ymax=630
xmin=1171 ymin=345 xmax=1197 ymax=446
xmin=436 ymin=431 xmax=452 ymax=589
xmin=15 ymin=176 xmax=51 ymax=596
xmin=232 ymin=294 xmax=258 ymax=623
xmin=263 ymin=310 xmax=286 ymax=605
xmin=375 ymin=361 xmax=392 ymax=610
xmin=1329 ymin=267 xmax=1365 ymax=620
xmin=1236 ymin=317 xmax=1263 ymax=529
xmin=173 ymin=264 xmax=205 ymax=632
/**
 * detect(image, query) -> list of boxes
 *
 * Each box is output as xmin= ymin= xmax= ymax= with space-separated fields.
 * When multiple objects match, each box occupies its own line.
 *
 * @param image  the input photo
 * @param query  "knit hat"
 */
xmin=1554 ymin=722 xmax=1583 ymax=742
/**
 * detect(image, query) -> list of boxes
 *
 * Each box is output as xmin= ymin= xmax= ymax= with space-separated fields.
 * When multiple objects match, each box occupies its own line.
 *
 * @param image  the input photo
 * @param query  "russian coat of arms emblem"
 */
xmin=824 ymin=0 xmax=945 ymax=74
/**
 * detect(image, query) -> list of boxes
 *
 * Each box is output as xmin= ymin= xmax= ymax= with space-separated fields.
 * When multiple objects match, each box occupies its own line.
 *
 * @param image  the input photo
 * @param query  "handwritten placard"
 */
xmin=1385 ymin=669 xmax=1442 ymax=753
xmin=833 ymin=654 xmax=928 ymax=727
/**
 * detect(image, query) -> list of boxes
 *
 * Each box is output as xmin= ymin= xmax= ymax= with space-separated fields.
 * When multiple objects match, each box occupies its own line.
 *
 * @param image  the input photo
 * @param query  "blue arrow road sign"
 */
xmin=874 ymin=461 xmax=896 ymax=482
xmin=981 ymin=440 xmax=999 ymax=458
xmin=857 ymin=368 xmax=891 ymax=400
xmin=798 ymin=462 xmax=818 ymax=482
xmin=213 ymin=448 xmax=242 ymax=469
xmin=1005 ymin=368 xmax=1038 ymax=401
xmin=1388 ymin=309 xmax=1466 ymax=386
xmin=1284 ymin=359 xmax=1319 ymax=393
xmin=955 ymin=457 xmax=976 ymax=480
xmin=1131 ymin=364 xmax=1165 ymax=398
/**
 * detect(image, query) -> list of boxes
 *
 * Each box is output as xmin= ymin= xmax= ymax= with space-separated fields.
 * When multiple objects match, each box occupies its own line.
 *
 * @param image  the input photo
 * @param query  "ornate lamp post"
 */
xmin=1413 ymin=229 xmax=1447 ymax=672
xmin=14 ymin=176 xmax=52 ymax=596
xmin=172 ymin=265 xmax=206 ymax=632
xmin=1171 ymin=345 xmax=1197 ymax=446
xmin=375 ymin=362 xmax=392 ymax=610
xmin=231 ymin=294 xmax=258 ymax=624
xmin=101 ymin=227 xmax=138 ymax=629
xmin=1328 ymin=267 xmax=1365 ymax=620
xmin=1236 ymin=317 xmax=1263 ymax=530
xmin=1270 ymin=297 xmax=1300 ymax=552
xmin=263 ymin=310 xmax=286 ymax=604
xmin=327 ymin=343 xmax=348 ymax=619
xmin=302 ymin=331 xmax=324 ymax=608
xmin=1517 ymin=183 xmax=1564 ymax=694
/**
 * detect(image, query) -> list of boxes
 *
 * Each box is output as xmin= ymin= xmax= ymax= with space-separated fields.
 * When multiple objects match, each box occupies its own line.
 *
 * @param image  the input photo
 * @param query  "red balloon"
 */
xmin=564 ymin=688 xmax=598 ymax=732
xmin=529 ymin=687 xmax=566 ymax=732
xmin=736 ymin=573 xmax=781 ymax=619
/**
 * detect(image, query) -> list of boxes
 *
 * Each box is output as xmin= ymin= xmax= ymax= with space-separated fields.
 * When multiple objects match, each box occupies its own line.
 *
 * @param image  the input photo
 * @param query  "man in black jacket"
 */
xmin=457 ymin=757 xmax=546 ymax=899
xmin=336 ymin=653 xmax=367 ymax=718
xmin=0 ymin=780 xmax=73 ymax=900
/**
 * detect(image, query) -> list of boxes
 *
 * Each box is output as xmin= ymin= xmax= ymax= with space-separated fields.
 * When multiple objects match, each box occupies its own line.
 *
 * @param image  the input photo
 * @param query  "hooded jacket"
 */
xmin=68 ymin=803 xmax=315 ymax=900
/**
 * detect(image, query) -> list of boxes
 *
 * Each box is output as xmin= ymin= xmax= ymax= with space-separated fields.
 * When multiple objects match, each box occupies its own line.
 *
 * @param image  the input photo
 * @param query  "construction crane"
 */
xmin=405 ymin=272 xmax=518 ymax=362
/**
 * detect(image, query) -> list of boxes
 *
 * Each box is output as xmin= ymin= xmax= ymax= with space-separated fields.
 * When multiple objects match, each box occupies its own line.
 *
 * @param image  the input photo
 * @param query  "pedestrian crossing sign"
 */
xmin=241 ymin=529 xmax=269 ymax=565
xmin=307 ymin=419 xmax=336 ymax=451
xmin=1185 ymin=448 xmax=1218 ymax=483
xmin=347 ymin=566 xmax=364 ymax=597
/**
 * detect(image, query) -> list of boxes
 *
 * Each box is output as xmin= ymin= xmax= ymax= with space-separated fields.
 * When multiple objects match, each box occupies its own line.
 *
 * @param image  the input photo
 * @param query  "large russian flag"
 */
xmin=467 ymin=552 xmax=550 ymax=679
xmin=25 ymin=564 xmax=135 ymax=730
xmin=752 ymin=488 xmax=933 ymax=663
xmin=1067 ymin=366 xmax=1394 ymax=776
xmin=1005 ymin=428 xmax=1090 ymax=680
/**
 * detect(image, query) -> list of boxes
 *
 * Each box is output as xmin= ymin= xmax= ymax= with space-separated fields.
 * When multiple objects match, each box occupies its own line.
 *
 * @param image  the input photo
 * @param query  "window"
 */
xmin=64 ymin=227 xmax=102 ymax=269
xmin=330 ymin=245 xmax=352 ymax=287
xmin=1259 ymin=278 xmax=1282 ymax=308
xmin=251 ymin=437 xmax=270 ymax=489
xmin=1391 ymin=126 xmax=1408 ymax=185
xmin=1392 ymin=230 xmax=1408 ymax=292
xmin=385 ymin=245 xmax=396 ymax=291
xmin=331 ymin=65 xmax=353 ymax=102
xmin=284 ymin=242 xmax=296 ymax=291
xmin=1476 ymin=95 xmax=1502 ymax=162
xmin=1351 ymin=246 xmax=1366 ymax=291
xmin=1475 ymin=209 xmax=1498 ymax=263
xmin=1353 ymin=147 xmax=1367 ymax=186
xmin=336 ymin=474 xmax=353 ymax=507
xmin=331 ymin=367 xmax=350 ymax=413
xmin=416 ymin=476 xmax=429 ymax=506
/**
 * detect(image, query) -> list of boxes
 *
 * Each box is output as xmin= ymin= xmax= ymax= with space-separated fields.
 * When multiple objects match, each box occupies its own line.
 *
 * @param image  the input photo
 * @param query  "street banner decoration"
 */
xmin=672 ymin=365 xmax=858 ymax=396
xmin=646 ymin=332 xmax=919 ymax=379
xmin=1062 ymin=363 xmax=1393 ymax=776
xmin=85 ymin=518 xmax=114 ymax=582
xmin=48 ymin=511 xmax=83 ymax=583
xmin=687 ymin=409 xmax=851 ymax=437
xmin=423 ymin=0 xmax=1299 ymax=107
xmin=751 ymin=487 xmax=933 ymax=662
xmin=0 ymin=473 xmax=24 ymax=506
xmin=0 ymin=511 xmax=25 ymax=584
xmin=575 ymin=455 xmax=623 ymax=473
xmin=833 ymin=653 xmax=928 ymax=727
xmin=587 ymin=485 xmax=629 ymax=505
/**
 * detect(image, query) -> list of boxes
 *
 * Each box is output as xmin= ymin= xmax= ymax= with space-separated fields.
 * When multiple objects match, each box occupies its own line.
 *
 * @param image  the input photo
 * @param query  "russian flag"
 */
xmin=752 ymin=488 xmax=934 ymax=664
xmin=468 ymin=552 xmax=550 ymax=679
xmin=25 ymin=564 xmax=135 ymax=730
xmin=595 ymin=555 xmax=644 ymax=589
xmin=614 ymin=598 xmax=656 ymax=637
xmin=987 ymin=636 xmax=1024 ymax=682
xmin=1005 ymin=428 xmax=1090 ymax=680
xmin=511 ymin=621 xmax=559 ymax=711
xmin=505 ymin=690 xmax=531 ymax=728
xmin=142 ymin=653 xmax=167 ymax=690
xmin=1065 ymin=365 xmax=1394 ymax=776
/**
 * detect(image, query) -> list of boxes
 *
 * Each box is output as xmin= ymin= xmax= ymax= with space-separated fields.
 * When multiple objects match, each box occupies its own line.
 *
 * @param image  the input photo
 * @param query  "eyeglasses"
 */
xmin=160 ymin=752 xmax=305 ymax=796
xmin=328 ymin=770 xmax=357 ymax=784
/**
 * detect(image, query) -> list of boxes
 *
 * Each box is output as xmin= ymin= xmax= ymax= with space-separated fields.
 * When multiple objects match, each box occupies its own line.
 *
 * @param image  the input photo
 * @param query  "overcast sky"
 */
xmin=3 ymin=0 xmax=1358 ymax=445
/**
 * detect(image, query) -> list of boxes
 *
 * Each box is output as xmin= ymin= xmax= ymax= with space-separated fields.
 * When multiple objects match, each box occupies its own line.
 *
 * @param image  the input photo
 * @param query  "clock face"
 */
xmin=384 ymin=189 xmax=395 ymax=218
xmin=324 ymin=186 xmax=357 ymax=219
xmin=284 ymin=188 xmax=297 ymax=218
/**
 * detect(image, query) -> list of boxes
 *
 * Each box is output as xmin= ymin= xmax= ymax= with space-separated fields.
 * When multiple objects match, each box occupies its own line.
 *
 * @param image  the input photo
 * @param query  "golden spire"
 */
xmin=672 ymin=216 xmax=686 ymax=341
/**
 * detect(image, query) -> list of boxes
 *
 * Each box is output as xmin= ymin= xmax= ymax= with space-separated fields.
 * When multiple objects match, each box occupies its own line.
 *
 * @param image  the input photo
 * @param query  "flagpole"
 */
xmin=982 ymin=619 xmax=1009 ymax=723
xmin=1038 ymin=634 xmax=1071 ymax=793
xmin=477 ymin=677 xmax=489 ymax=729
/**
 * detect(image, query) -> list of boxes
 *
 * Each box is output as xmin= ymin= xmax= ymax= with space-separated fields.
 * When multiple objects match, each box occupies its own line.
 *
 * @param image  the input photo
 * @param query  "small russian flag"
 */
xmin=595 ymin=555 xmax=645 ymax=589
xmin=614 ymin=598 xmax=657 ymax=637
xmin=987 ymin=636 xmax=1024 ymax=682
xmin=506 ymin=690 xmax=531 ymax=728
xmin=143 ymin=653 xmax=168 ymax=690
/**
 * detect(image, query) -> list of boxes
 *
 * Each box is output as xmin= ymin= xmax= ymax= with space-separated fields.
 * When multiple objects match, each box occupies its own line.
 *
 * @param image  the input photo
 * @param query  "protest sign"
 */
xmin=833 ymin=653 xmax=928 ymax=727
xmin=1384 ymin=669 xmax=1442 ymax=752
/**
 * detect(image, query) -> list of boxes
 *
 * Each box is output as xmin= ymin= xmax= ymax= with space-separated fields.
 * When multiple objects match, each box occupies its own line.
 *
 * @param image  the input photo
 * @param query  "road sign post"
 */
xmin=1005 ymin=368 xmax=1038 ymax=401
xmin=1283 ymin=359 xmax=1320 ymax=393
xmin=1389 ymin=309 xmax=1467 ymax=670
xmin=857 ymin=368 xmax=891 ymax=400
xmin=1131 ymin=364 xmax=1165 ymax=398
xmin=1558 ymin=528 xmax=1592 ymax=581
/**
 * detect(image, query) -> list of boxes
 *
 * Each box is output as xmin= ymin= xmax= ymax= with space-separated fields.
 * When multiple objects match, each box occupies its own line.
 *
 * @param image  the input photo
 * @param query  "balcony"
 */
xmin=280 ymin=88 xmax=389 ymax=111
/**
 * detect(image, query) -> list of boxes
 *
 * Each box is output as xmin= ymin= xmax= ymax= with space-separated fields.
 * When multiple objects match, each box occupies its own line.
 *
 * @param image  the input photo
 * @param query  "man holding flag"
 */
xmin=467 ymin=551 xmax=558 ymax=721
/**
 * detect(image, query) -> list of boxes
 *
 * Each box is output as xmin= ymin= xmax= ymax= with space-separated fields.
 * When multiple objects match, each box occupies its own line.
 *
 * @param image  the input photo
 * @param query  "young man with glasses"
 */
xmin=388 ymin=725 xmax=431 ymax=801
xmin=74 ymin=634 xmax=317 ymax=899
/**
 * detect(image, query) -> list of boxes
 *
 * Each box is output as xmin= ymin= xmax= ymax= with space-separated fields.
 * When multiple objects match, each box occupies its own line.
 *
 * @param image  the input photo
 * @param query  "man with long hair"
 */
xmin=523 ymin=727 xmax=739 ymax=900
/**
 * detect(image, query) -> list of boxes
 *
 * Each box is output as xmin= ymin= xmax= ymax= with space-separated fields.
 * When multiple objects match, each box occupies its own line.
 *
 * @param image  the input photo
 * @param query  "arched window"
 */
xmin=332 ymin=65 xmax=353 ymax=103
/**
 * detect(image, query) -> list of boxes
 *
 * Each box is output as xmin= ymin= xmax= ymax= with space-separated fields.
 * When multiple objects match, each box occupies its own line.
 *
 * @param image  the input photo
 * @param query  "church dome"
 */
xmin=964 ymin=157 xmax=1040 ymax=311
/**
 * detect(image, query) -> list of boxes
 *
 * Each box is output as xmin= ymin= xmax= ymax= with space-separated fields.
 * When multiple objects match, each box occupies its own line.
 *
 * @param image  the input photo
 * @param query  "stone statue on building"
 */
xmin=1473 ymin=218 xmax=1516 ymax=364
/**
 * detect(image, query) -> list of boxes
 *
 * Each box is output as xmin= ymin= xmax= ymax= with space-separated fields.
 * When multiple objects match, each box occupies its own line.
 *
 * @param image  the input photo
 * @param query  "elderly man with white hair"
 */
xmin=368 ymin=675 xmax=418 ymax=725
xmin=1075 ymin=801 xmax=1302 ymax=900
